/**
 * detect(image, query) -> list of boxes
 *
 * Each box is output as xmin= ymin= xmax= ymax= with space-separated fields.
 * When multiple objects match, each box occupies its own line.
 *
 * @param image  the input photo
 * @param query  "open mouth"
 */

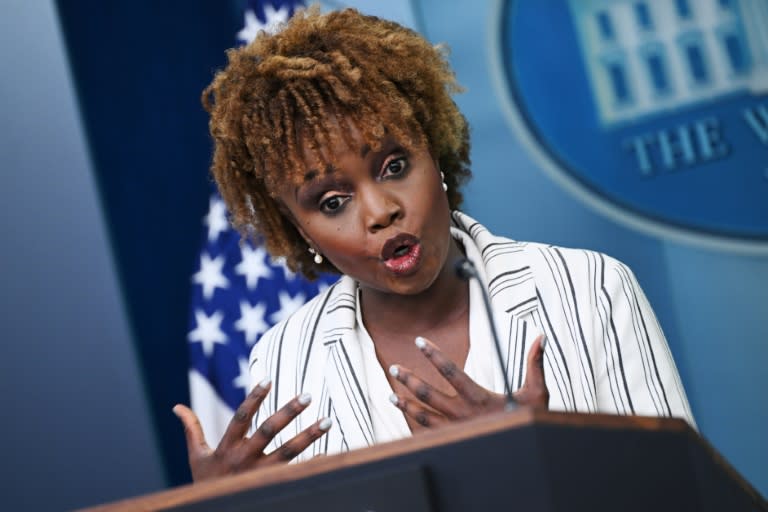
xmin=381 ymin=233 xmax=422 ymax=275
xmin=393 ymin=245 xmax=410 ymax=257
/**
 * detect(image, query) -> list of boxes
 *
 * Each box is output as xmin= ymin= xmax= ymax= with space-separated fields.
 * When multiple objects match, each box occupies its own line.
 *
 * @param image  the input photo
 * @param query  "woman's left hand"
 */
xmin=389 ymin=334 xmax=549 ymax=428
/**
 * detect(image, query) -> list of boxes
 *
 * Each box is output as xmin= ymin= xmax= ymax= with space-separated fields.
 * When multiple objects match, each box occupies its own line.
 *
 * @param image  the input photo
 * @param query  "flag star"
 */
xmin=237 ymin=4 xmax=290 ymax=44
xmin=188 ymin=309 xmax=228 ymax=357
xmin=233 ymin=357 xmax=250 ymax=391
xmin=205 ymin=196 xmax=229 ymax=242
xmin=235 ymin=244 xmax=272 ymax=289
xmin=271 ymin=255 xmax=296 ymax=281
xmin=235 ymin=300 xmax=268 ymax=346
xmin=193 ymin=253 xmax=230 ymax=300
xmin=237 ymin=10 xmax=261 ymax=44
xmin=269 ymin=290 xmax=306 ymax=324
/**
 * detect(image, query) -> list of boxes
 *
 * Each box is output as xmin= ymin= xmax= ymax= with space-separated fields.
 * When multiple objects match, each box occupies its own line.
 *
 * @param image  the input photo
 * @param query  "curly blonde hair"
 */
xmin=202 ymin=6 xmax=471 ymax=279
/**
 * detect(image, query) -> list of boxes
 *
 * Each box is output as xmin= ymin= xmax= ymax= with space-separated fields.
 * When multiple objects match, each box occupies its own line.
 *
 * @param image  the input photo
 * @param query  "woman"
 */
xmin=174 ymin=7 xmax=694 ymax=481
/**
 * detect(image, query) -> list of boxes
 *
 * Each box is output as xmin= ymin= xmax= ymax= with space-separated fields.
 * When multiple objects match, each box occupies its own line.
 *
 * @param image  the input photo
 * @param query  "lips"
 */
xmin=381 ymin=233 xmax=419 ymax=260
xmin=381 ymin=233 xmax=422 ymax=275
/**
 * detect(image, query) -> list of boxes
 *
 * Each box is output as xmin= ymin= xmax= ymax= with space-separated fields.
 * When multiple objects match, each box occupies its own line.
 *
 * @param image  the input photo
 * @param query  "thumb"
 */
xmin=173 ymin=404 xmax=212 ymax=458
xmin=523 ymin=334 xmax=547 ymax=389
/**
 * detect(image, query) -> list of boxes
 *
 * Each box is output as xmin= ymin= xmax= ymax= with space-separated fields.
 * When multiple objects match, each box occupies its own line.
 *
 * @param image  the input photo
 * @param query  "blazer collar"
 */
xmin=451 ymin=211 xmax=539 ymax=316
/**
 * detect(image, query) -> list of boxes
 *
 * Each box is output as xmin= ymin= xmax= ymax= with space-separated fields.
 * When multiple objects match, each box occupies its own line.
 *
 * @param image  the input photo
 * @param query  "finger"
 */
xmin=247 ymin=392 xmax=313 ymax=454
xmin=414 ymin=336 xmax=487 ymax=403
xmin=524 ymin=335 xmax=546 ymax=387
xmin=517 ymin=335 xmax=550 ymax=409
xmin=218 ymin=377 xmax=273 ymax=451
xmin=388 ymin=363 xmax=458 ymax=418
xmin=390 ymin=393 xmax=447 ymax=429
xmin=263 ymin=417 xmax=333 ymax=464
xmin=173 ymin=404 xmax=211 ymax=459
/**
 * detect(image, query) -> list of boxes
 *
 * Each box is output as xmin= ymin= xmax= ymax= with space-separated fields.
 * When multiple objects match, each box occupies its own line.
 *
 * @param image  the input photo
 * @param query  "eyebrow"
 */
xmin=295 ymin=171 xmax=342 ymax=204
xmin=302 ymin=162 xmax=336 ymax=183
xmin=299 ymin=140 xmax=393 ymax=183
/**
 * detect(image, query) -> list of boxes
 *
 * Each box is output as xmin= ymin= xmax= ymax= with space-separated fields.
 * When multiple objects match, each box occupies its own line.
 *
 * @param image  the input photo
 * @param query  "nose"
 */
xmin=361 ymin=185 xmax=401 ymax=233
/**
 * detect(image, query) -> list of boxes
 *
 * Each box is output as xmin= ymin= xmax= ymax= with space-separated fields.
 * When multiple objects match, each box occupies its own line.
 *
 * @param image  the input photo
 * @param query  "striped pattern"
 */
xmin=249 ymin=211 xmax=695 ymax=461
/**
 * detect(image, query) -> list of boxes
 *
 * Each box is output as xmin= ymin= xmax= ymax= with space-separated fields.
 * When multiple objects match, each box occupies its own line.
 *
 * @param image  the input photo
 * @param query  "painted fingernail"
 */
xmin=319 ymin=417 xmax=333 ymax=431
xmin=298 ymin=392 xmax=312 ymax=405
xmin=258 ymin=376 xmax=272 ymax=389
xmin=389 ymin=364 xmax=399 ymax=378
xmin=389 ymin=393 xmax=399 ymax=406
xmin=415 ymin=336 xmax=427 ymax=350
xmin=540 ymin=335 xmax=548 ymax=351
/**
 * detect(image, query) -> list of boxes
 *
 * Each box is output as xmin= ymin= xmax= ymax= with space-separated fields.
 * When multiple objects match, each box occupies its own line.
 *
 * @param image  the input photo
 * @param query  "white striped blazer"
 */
xmin=249 ymin=211 xmax=695 ymax=461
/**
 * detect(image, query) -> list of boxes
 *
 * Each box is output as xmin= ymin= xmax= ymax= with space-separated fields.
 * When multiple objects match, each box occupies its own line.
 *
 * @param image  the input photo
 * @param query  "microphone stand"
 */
xmin=455 ymin=258 xmax=518 ymax=411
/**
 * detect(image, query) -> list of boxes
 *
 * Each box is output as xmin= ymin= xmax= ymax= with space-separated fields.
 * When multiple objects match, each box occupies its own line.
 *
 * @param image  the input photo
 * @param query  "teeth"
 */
xmin=394 ymin=246 xmax=409 ymax=257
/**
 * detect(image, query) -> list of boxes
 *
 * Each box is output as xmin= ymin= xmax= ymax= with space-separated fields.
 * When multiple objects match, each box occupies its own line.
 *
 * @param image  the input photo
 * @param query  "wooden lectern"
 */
xmin=83 ymin=409 xmax=766 ymax=511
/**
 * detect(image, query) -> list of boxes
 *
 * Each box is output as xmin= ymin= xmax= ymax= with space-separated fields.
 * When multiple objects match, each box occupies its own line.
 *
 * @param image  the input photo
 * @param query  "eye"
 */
xmin=319 ymin=194 xmax=349 ymax=214
xmin=382 ymin=156 xmax=408 ymax=177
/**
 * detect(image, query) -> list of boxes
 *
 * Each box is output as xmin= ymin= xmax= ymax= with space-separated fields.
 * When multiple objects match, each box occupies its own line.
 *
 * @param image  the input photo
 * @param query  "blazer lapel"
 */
xmin=317 ymin=276 xmax=375 ymax=451
xmin=452 ymin=211 xmax=541 ymax=391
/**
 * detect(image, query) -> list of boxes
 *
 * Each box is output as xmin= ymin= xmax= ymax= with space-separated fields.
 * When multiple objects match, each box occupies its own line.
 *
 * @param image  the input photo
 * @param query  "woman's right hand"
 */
xmin=173 ymin=378 xmax=332 ymax=482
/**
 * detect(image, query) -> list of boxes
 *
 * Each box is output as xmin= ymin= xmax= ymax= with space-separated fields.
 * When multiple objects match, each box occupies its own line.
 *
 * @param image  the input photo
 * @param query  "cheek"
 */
xmin=314 ymin=223 xmax=363 ymax=261
xmin=421 ymin=174 xmax=451 ymax=220
xmin=423 ymin=183 xmax=453 ymax=255
xmin=424 ymin=168 xmax=448 ymax=202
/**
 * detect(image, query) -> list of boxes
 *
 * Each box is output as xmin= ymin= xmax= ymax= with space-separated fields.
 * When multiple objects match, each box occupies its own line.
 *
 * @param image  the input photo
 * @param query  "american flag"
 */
xmin=187 ymin=0 xmax=338 ymax=447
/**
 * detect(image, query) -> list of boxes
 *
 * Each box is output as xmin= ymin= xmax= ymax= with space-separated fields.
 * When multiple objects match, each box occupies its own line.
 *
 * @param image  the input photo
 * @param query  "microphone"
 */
xmin=455 ymin=258 xmax=518 ymax=410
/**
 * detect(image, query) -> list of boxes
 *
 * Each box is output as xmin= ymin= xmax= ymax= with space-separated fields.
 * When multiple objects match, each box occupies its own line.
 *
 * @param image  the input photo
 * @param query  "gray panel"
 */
xmin=0 ymin=1 xmax=166 ymax=510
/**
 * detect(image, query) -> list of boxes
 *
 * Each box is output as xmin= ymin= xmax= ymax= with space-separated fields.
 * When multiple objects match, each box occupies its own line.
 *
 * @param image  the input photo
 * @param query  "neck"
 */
xmin=359 ymin=239 xmax=469 ymax=338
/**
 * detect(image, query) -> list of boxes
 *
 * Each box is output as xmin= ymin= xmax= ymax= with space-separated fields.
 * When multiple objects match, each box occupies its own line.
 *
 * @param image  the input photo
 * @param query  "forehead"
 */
xmin=288 ymin=116 xmax=387 ymax=183
xmin=262 ymin=117 xmax=356 ymax=199
xmin=300 ymin=115 xmax=366 ymax=161
xmin=264 ymin=106 xmax=425 ymax=198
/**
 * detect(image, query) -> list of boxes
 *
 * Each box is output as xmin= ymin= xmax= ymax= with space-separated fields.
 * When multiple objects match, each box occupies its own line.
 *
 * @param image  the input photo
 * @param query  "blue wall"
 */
xmin=0 ymin=1 xmax=764 ymax=510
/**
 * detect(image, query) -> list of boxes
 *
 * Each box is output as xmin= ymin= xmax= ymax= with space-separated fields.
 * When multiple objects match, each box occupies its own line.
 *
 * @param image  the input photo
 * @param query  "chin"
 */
xmin=387 ymin=263 xmax=445 ymax=296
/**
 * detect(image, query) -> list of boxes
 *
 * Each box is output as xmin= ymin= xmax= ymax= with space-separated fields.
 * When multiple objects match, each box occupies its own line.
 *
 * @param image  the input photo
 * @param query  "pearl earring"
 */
xmin=440 ymin=171 xmax=448 ymax=192
xmin=308 ymin=247 xmax=324 ymax=264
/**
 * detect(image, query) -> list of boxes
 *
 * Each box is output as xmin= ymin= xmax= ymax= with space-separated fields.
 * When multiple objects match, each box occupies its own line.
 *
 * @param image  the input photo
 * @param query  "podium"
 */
xmin=83 ymin=409 xmax=766 ymax=511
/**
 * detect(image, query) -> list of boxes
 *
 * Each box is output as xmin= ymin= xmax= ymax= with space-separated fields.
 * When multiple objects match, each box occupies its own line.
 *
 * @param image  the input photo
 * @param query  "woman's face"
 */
xmin=278 ymin=126 xmax=454 ymax=297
